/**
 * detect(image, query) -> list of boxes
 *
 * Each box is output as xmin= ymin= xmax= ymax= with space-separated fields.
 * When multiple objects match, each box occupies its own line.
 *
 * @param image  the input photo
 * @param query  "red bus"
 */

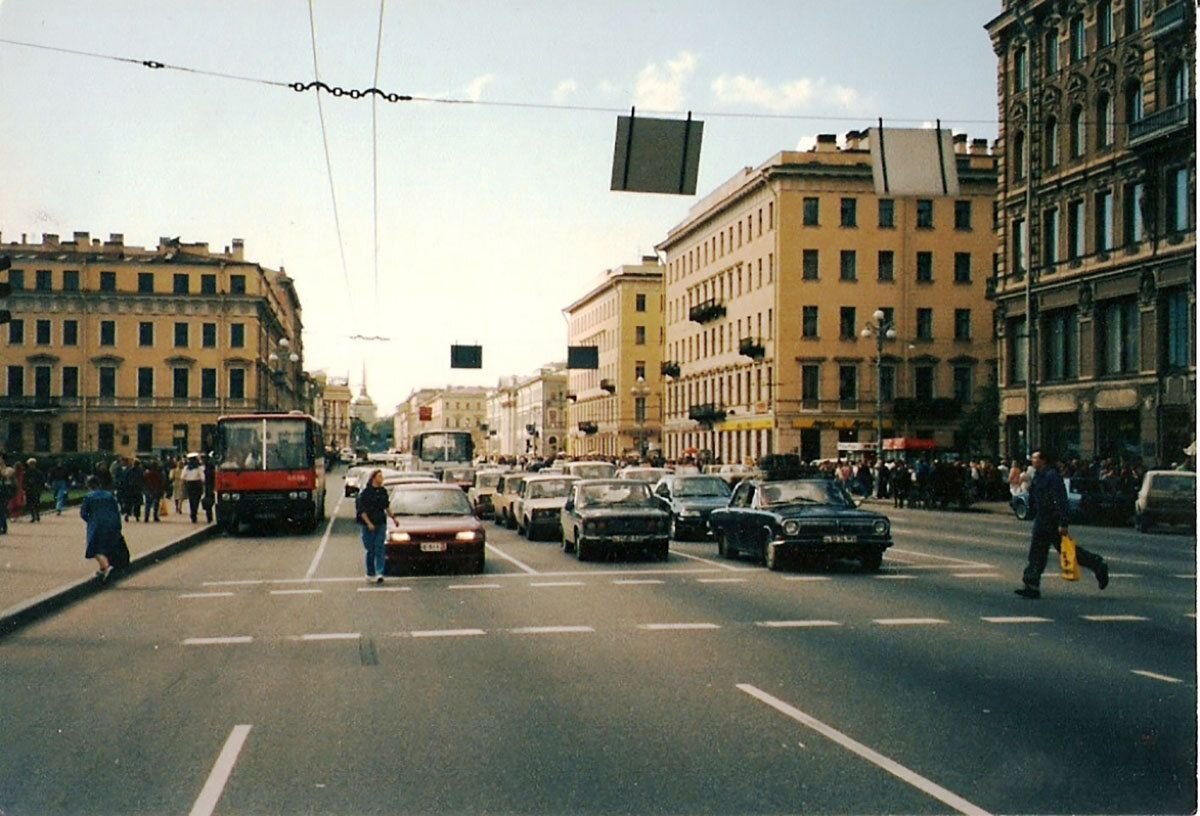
xmin=214 ymin=412 xmax=327 ymax=533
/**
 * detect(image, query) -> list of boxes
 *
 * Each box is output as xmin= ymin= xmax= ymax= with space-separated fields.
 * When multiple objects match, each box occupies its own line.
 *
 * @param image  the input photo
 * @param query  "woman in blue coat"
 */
xmin=81 ymin=475 xmax=123 ymax=582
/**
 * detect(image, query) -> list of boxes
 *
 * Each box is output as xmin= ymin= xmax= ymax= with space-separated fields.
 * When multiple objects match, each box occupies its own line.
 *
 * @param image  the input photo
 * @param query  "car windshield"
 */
xmin=759 ymin=480 xmax=853 ymax=508
xmin=578 ymin=482 xmax=656 ymax=508
xmin=476 ymin=473 xmax=502 ymax=489
xmin=570 ymin=463 xmax=616 ymax=479
xmin=389 ymin=488 xmax=474 ymax=516
xmin=527 ymin=479 xmax=575 ymax=499
xmin=1152 ymin=474 xmax=1196 ymax=492
xmin=620 ymin=469 xmax=667 ymax=482
xmin=674 ymin=477 xmax=732 ymax=498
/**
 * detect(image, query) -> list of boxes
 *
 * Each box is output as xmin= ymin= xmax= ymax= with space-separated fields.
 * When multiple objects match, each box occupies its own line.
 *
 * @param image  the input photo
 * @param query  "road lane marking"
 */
xmin=888 ymin=547 xmax=993 ymax=568
xmin=953 ymin=572 xmax=1003 ymax=578
xmin=737 ymin=685 xmax=992 ymax=816
xmin=180 ymin=592 xmax=235 ymax=599
xmin=408 ymin=629 xmax=487 ymax=638
xmin=638 ymin=623 xmax=721 ymax=630
xmin=510 ymin=626 xmax=595 ymax=635
xmin=1132 ymin=670 xmax=1183 ymax=684
xmin=270 ymin=589 xmax=323 ymax=596
xmin=294 ymin=632 xmax=361 ymax=641
xmin=1174 ymin=574 xmax=1197 ymax=579
xmin=614 ymin=579 xmax=665 ymax=585
xmin=671 ymin=550 xmax=755 ymax=572
xmin=183 ymin=637 xmax=253 ymax=646
xmin=304 ymin=493 xmax=344 ymax=580
xmin=484 ymin=542 xmax=539 ymax=574
xmin=448 ymin=583 xmax=502 ymax=590
xmin=189 ymin=724 xmax=252 ymax=816
xmin=784 ymin=576 xmax=831 ymax=582
xmin=203 ymin=580 xmax=265 ymax=587
xmin=529 ymin=581 xmax=586 ymax=587
xmin=756 ymin=620 xmax=841 ymax=628
xmin=873 ymin=618 xmax=949 ymax=626
xmin=697 ymin=578 xmax=749 ymax=584
xmin=1081 ymin=615 xmax=1149 ymax=622
xmin=875 ymin=575 xmax=916 ymax=580
xmin=1108 ymin=573 xmax=1140 ymax=578
xmin=981 ymin=616 xmax=1053 ymax=624
xmin=357 ymin=586 xmax=412 ymax=593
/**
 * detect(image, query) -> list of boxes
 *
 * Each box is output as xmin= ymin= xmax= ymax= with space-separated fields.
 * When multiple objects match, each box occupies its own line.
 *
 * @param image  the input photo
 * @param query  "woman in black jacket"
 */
xmin=355 ymin=470 xmax=395 ymax=583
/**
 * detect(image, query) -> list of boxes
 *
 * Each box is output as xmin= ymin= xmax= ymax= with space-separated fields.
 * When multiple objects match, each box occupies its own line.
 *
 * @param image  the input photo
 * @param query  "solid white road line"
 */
xmin=529 ymin=581 xmax=586 ymax=587
xmin=671 ymin=549 xmax=754 ymax=572
xmin=408 ymin=629 xmax=487 ymax=638
xmin=189 ymin=724 xmax=252 ymax=816
xmin=183 ymin=637 xmax=253 ymax=646
xmin=784 ymin=576 xmax=832 ymax=582
xmin=756 ymin=620 xmax=841 ymax=628
xmin=448 ymin=583 xmax=502 ymax=590
xmin=270 ymin=589 xmax=323 ymax=596
xmin=304 ymin=494 xmax=344 ymax=580
xmin=295 ymin=632 xmax=361 ymax=641
xmin=1081 ymin=615 xmax=1150 ymax=622
xmin=981 ymin=616 xmax=1053 ymax=624
xmin=510 ymin=625 xmax=595 ymax=635
xmin=638 ymin=623 xmax=721 ymax=630
xmin=180 ymin=592 xmax=236 ymax=599
xmin=613 ymin=579 xmax=665 ymax=585
xmin=873 ymin=618 xmax=949 ymax=626
xmin=357 ymin=586 xmax=411 ymax=593
xmin=484 ymin=542 xmax=540 ymax=574
xmin=737 ymin=685 xmax=992 ymax=816
xmin=953 ymin=572 xmax=1004 ymax=579
xmin=1132 ymin=670 xmax=1183 ymax=684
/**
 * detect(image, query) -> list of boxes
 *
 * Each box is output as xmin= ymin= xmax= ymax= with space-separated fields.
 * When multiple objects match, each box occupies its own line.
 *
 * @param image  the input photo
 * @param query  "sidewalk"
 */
xmin=860 ymin=497 xmax=1014 ymax=516
xmin=0 ymin=502 xmax=216 ymax=637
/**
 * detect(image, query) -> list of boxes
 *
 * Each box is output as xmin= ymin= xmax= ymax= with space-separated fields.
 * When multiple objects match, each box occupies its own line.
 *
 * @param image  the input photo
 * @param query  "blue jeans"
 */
xmin=53 ymin=481 xmax=68 ymax=513
xmin=361 ymin=523 xmax=387 ymax=577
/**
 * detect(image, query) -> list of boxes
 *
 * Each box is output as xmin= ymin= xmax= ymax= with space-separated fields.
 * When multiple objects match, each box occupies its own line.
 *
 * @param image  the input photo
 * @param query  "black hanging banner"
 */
xmin=610 ymin=108 xmax=703 ymax=195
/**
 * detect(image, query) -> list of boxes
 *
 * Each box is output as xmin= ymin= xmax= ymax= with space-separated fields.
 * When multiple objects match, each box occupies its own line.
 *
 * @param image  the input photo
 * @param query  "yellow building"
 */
xmin=0 ymin=232 xmax=305 ymax=457
xmin=987 ymin=0 xmax=1195 ymax=463
xmin=564 ymin=259 xmax=663 ymax=458
xmin=393 ymin=386 xmax=487 ymax=456
xmin=657 ymin=131 xmax=998 ymax=463
xmin=312 ymin=372 xmax=352 ymax=452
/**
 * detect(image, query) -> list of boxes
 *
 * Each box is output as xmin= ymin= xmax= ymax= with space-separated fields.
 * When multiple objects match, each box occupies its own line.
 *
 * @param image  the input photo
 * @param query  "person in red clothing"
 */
xmin=142 ymin=461 xmax=167 ymax=522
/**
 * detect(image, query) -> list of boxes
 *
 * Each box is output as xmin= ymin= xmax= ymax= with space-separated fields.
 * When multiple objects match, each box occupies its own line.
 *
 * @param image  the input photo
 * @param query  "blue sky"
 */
xmin=0 ymin=0 xmax=1001 ymax=413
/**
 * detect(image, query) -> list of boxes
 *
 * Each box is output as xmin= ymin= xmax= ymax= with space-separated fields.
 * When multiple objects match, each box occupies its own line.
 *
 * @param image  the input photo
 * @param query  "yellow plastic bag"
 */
xmin=159 ymin=498 xmax=170 ymax=517
xmin=1060 ymin=533 xmax=1080 ymax=581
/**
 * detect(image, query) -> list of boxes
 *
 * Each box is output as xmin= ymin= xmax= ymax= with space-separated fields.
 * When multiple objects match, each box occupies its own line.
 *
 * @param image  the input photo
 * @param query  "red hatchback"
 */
xmin=386 ymin=483 xmax=486 ymax=574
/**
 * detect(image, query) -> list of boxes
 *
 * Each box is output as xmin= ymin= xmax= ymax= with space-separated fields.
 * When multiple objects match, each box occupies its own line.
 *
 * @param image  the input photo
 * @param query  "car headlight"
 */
xmin=230 ymin=493 xmax=240 ymax=501
xmin=782 ymin=520 xmax=800 ymax=536
xmin=455 ymin=530 xmax=481 ymax=542
xmin=220 ymin=492 xmax=230 ymax=501
xmin=389 ymin=532 xmax=411 ymax=543
xmin=288 ymin=491 xmax=298 ymax=499
xmin=873 ymin=519 xmax=889 ymax=535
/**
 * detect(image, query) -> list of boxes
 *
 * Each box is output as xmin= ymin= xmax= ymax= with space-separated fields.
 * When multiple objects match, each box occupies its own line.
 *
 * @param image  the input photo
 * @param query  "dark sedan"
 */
xmin=385 ymin=483 xmax=485 ymax=574
xmin=652 ymin=474 xmax=732 ymax=540
xmin=708 ymin=478 xmax=892 ymax=571
xmin=560 ymin=479 xmax=671 ymax=561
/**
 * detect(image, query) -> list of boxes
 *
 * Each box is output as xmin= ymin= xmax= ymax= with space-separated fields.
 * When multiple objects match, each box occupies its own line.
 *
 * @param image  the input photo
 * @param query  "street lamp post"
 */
xmin=631 ymin=376 xmax=650 ymax=460
xmin=267 ymin=337 xmax=300 ymax=411
xmin=860 ymin=309 xmax=897 ymax=468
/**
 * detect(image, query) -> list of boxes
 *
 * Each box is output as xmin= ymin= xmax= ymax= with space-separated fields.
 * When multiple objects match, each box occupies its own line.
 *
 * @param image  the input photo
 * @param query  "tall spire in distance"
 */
xmin=360 ymin=358 xmax=368 ymax=397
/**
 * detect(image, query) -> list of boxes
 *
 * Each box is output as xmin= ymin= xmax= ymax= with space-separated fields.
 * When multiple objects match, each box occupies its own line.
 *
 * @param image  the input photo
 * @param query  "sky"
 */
xmin=0 ymin=0 xmax=1002 ymax=414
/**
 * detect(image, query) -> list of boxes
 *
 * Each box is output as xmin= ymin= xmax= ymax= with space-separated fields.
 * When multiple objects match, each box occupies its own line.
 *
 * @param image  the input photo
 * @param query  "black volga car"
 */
xmin=708 ymin=478 xmax=892 ymax=571
xmin=652 ymin=474 xmax=733 ymax=540
xmin=560 ymin=479 xmax=671 ymax=562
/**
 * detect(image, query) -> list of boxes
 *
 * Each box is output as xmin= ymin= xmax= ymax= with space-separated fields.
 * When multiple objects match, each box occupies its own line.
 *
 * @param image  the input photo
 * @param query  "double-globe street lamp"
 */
xmin=631 ymin=376 xmax=650 ymax=459
xmin=267 ymin=337 xmax=300 ymax=411
xmin=860 ymin=309 xmax=896 ymax=469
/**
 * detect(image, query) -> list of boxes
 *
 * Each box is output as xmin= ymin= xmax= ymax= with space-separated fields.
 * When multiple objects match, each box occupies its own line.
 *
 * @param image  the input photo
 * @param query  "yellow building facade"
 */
xmin=564 ymin=259 xmax=663 ymax=459
xmin=0 ymin=232 xmax=305 ymax=458
xmin=657 ymin=133 xmax=998 ymax=463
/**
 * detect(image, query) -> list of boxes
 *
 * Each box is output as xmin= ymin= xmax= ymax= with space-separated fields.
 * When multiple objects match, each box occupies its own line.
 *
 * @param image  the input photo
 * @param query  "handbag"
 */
xmin=111 ymin=534 xmax=131 ymax=570
xmin=159 ymin=497 xmax=170 ymax=516
xmin=1059 ymin=533 xmax=1080 ymax=581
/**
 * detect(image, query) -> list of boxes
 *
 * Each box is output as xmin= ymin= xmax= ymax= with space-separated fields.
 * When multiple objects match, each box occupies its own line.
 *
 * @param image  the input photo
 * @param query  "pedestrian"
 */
xmin=50 ymin=459 xmax=69 ymax=515
xmin=201 ymin=453 xmax=216 ymax=523
xmin=7 ymin=462 xmax=26 ymax=521
xmin=121 ymin=458 xmax=145 ymax=522
xmin=24 ymin=458 xmax=46 ymax=523
xmin=355 ymin=469 xmax=395 ymax=583
xmin=81 ymin=474 xmax=123 ymax=584
xmin=170 ymin=457 xmax=185 ymax=514
xmin=142 ymin=461 xmax=166 ymax=522
xmin=182 ymin=453 xmax=205 ymax=523
xmin=1014 ymin=450 xmax=1110 ymax=599
xmin=0 ymin=466 xmax=12 ymax=534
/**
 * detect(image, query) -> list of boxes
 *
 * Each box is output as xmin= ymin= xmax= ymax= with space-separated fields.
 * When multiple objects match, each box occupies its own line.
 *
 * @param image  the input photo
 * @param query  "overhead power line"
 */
xmin=371 ymin=0 xmax=387 ymax=327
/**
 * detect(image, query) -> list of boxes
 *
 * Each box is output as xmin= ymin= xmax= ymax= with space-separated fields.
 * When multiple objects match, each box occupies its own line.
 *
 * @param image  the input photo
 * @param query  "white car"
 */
xmin=513 ymin=475 xmax=580 ymax=540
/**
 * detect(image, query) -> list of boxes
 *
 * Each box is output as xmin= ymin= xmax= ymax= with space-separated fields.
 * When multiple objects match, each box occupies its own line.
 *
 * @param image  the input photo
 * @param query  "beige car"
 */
xmin=493 ymin=473 xmax=529 ymax=530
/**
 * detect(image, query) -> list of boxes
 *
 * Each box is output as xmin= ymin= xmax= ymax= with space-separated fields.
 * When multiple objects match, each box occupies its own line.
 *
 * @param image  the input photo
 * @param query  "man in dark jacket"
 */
xmin=1015 ymin=450 xmax=1110 ymax=599
xmin=24 ymin=458 xmax=46 ymax=523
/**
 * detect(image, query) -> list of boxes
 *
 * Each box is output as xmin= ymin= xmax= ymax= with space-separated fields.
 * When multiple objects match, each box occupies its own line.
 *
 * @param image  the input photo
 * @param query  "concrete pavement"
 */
xmin=0 ymin=500 xmax=215 ymax=636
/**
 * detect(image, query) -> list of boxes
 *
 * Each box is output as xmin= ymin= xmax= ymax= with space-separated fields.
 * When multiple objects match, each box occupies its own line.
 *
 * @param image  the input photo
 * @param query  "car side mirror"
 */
xmin=564 ymin=499 xmax=574 ymax=512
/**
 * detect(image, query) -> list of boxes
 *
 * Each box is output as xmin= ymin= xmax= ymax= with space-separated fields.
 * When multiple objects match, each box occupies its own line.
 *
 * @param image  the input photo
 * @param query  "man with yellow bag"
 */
xmin=1015 ymin=450 xmax=1110 ymax=599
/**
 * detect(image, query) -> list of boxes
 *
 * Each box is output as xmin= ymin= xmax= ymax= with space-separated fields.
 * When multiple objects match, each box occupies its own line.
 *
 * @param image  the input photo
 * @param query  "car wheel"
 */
xmin=860 ymin=549 xmax=883 ymax=572
xmin=717 ymin=532 xmax=737 ymax=559
xmin=764 ymin=542 xmax=779 ymax=571
xmin=562 ymin=528 xmax=576 ymax=554
xmin=517 ymin=517 xmax=527 ymax=537
xmin=576 ymin=538 xmax=590 ymax=561
xmin=1013 ymin=498 xmax=1029 ymax=520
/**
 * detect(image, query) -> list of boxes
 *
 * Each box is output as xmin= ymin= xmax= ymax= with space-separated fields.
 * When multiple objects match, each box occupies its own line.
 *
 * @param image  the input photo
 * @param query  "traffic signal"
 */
xmin=0 ymin=255 xmax=11 ymax=325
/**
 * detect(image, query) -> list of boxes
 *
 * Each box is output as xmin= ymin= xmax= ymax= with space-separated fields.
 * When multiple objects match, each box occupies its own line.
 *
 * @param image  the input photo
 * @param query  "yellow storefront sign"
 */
xmin=715 ymin=417 xmax=775 ymax=432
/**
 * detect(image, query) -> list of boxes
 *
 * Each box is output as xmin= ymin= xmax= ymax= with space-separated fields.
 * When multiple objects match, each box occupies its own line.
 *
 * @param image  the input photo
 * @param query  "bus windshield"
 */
xmin=217 ymin=419 xmax=312 ymax=471
xmin=416 ymin=432 xmax=473 ymax=463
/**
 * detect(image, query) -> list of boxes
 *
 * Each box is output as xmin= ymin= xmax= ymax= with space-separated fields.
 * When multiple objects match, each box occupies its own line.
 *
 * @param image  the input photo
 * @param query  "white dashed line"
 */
xmin=613 ymin=579 xmax=665 ymax=585
xmin=1132 ymin=670 xmax=1183 ymax=684
xmin=671 ymin=549 xmax=755 ymax=572
xmin=756 ymin=620 xmax=841 ymax=629
xmin=180 ymin=592 xmax=235 ymax=599
xmin=203 ymin=580 xmax=264 ymax=587
xmin=1174 ymin=574 xmax=1197 ymax=579
xmin=784 ymin=576 xmax=832 ymax=582
xmin=873 ymin=618 xmax=949 ymax=626
xmin=981 ymin=616 xmax=1053 ymax=624
xmin=408 ymin=629 xmax=487 ymax=638
xmin=529 ymin=581 xmax=586 ymax=588
xmin=448 ymin=584 xmax=502 ymax=590
xmin=357 ymin=586 xmax=412 ymax=593
xmin=510 ymin=626 xmax=595 ymax=635
xmin=270 ymin=589 xmax=323 ymax=596
xmin=183 ymin=637 xmax=253 ymax=646
xmin=954 ymin=573 xmax=1003 ymax=579
xmin=875 ymin=575 xmax=917 ymax=580
xmin=697 ymin=578 xmax=749 ymax=584
xmin=638 ymin=623 xmax=721 ymax=630
xmin=294 ymin=632 xmax=361 ymax=642
xmin=1081 ymin=615 xmax=1149 ymax=622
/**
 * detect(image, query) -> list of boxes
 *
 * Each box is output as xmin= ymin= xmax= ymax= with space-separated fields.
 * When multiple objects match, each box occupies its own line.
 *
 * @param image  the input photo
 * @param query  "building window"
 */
xmin=838 ymin=365 xmax=857 ymax=408
xmin=1163 ymin=288 xmax=1191 ymax=371
xmin=100 ymin=320 xmax=116 ymax=346
xmin=954 ymin=200 xmax=972 ymax=230
xmin=1094 ymin=189 xmax=1113 ymax=253
xmin=878 ymin=250 xmax=895 ymax=282
xmin=7 ymin=365 xmax=24 ymax=397
xmin=174 ymin=322 xmax=189 ymax=348
xmin=62 ymin=422 xmax=79 ymax=453
xmin=202 ymin=323 xmax=217 ymax=348
xmin=1097 ymin=93 xmax=1114 ymax=148
xmin=62 ymin=367 xmax=78 ymax=398
xmin=1068 ymin=200 xmax=1084 ymax=259
xmin=139 ymin=321 xmax=154 ymax=347
xmin=916 ymin=308 xmax=934 ymax=341
xmin=954 ymin=309 xmax=972 ymax=341
xmin=914 ymin=365 xmax=935 ymax=402
xmin=953 ymin=366 xmax=973 ymax=403
xmin=230 ymin=274 xmax=246 ymax=295
xmin=229 ymin=369 xmax=246 ymax=400
xmin=1124 ymin=182 xmax=1146 ymax=245
xmin=201 ymin=368 xmax=217 ymax=400
xmin=1168 ymin=167 xmax=1191 ymax=233
xmin=230 ymin=324 xmax=245 ymax=348
xmin=1125 ymin=0 xmax=1142 ymax=34
xmin=1097 ymin=0 xmax=1112 ymax=47
xmin=1169 ymin=61 xmax=1190 ymax=105
xmin=1097 ymin=298 xmax=1139 ymax=375
xmin=173 ymin=368 xmax=190 ymax=399
xmin=916 ymin=200 xmax=933 ymax=228
xmin=1069 ymin=15 xmax=1085 ymax=62
xmin=801 ymin=364 xmax=820 ymax=409
xmin=879 ymin=364 xmax=896 ymax=403
xmin=34 ymin=366 xmax=50 ymax=398
xmin=1125 ymin=81 xmax=1144 ymax=127
xmin=803 ymin=197 xmax=819 ymax=226
xmin=1008 ymin=318 xmax=1028 ymax=385
xmin=840 ymin=198 xmax=857 ymax=227
xmin=802 ymin=306 xmax=819 ymax=339
xmin=839 ymin=307 xmax=857 ymax=340
xmin=1045 ymin=117 xmax=1060 ymax=168
xmin=98 ymin=423 xmax=115 ymax=453
xmin=138 ymin=367 xmax=154 ymax=399
xmin=1044 ymin=309 xmax=1079 ymax=382
xmin=839 ymin=250 xmax=857 ymax=282
xmin=1044 ymin=28 xmax=1059 ymax=75
xmin=1043 ymin=207 xmax=1060 ymax=268
xmin=201 ymin=274 xmax=217 ymax=295
xmin=35 ymin=270 xmax=52 ymax=292
xmin=98 ymin=367 xmax=116 ymax=398
xmin=35 ymin=319 xmax=51 ymax=345
xmin=173 ymin=273 xmax=189 ymax=295
xmin=635 ymin=293 xmax=646 ymax=312
xmin=878 ymin=199 xmax=895 ymax=228
xmin=1013 ymin=217 xmax=1027 ymax=278
xmin=1014 ymin=45 xmax=1027 ymax=91
xmin=137 ymin=423 xmax=153 ymax=453
xmin=1012 ymin=131 xmax=1026 ymax=180
xmin=1070 ymin=106 xmax=1085 ymax=157
xmin=33 ymin=421 xmax=51 ymax=452
xmin=7 ymin=319 xmax=23 ymax=344
xmin=63 ymin=270 xmax=79 ymax=291
xmin=916 ymin=251 xmax=933 ymax=282
xmin=954 ymin=252 xmax=972 ymax=283
xmin=635 ymin=325 xmax=646 ymax=346
xmin=5 ymin=421 xmax=22 ymax=451
xmin=138 ymin=272 xmax=154 ymax=294
xmin=802 ymin=249 xmax=819 ymax=280
xmin=63 ymin=320 xmax=78 ymax=346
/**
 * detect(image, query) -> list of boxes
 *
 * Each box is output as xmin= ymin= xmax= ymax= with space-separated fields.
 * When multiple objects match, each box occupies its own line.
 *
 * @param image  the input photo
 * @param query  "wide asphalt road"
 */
xmin=1 ymin=478 xmax=1194 ymax=815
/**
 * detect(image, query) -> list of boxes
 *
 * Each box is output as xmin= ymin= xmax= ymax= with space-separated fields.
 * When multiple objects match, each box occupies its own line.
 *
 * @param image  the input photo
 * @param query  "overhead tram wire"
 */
xmin=371 ymin=0 xmax=386 ymax=333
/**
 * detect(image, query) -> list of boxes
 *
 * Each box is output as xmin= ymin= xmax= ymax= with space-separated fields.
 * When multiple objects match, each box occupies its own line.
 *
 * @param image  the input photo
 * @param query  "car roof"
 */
xmin=524 ymin=473 xmax=580 ymax=482
xmin=391 ymin=482 xmax=465 ymax=492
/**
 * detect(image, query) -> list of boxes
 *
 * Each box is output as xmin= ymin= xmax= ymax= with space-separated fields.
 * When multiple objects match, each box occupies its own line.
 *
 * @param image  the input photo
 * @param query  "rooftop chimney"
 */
xmin=844 ymin=129 xmax=864 ymax=151
xmin=73 ymin=231 xmax=89 ymax=245
xmin=953 ymin=133 xmax=968 ymax=154
xmin=815 ymin=133 xmax=838 ymax=152
xmin=106 ymin=233 xmax=124 ymax=246
xmin=231 ymin=238 xmax=244 ymax=260
xmin=43 ymin=233 xmax=59 ymax=246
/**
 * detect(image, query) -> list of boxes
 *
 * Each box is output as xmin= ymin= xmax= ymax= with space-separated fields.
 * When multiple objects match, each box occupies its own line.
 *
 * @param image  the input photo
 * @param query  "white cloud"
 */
xmin=633 ymin=51 xmax=697 ymax=110
xmin=552 ymin=79 xmax=577 ymax=104
xmin=464 ymin=74 xmax=495 ymax=102
xmin=795 ymin=134 xmax=818 ymax=152
xmin=711 ymin=74 xmax=866 ymax=113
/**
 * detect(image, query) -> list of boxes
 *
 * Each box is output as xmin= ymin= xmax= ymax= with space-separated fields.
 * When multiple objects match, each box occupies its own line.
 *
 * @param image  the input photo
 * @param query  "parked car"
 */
xmin=493 ymin=473 xmax=528 ymax=529
xmin=652 ymin=474 xmax=733 ymax=540
xmin=514 ymin=474 xmax=580 ymax=540
xmin=703 ymin=464 xmax=759 ymax=486
xmin=561 ymin=461 xmax=617 ymax=480
xmin=1135 ymin=470 xmax=1196 ymax=533
xmin=708 ymin=478 xmax=893 ymax=571
xmin=616 ymin=466 xmax=670 ymax=484
xmin=381 ymin=470 xmax=437 ymax=494
xmin=384 ymin=483 xmax=485 ymax=574
xmin=560 ymin=479 xmax=671 ymax=561
xmin=467 ymin=469 xmax=505 ymax=519
xmin=1010 ymin=477 xmax=1134 ymax=525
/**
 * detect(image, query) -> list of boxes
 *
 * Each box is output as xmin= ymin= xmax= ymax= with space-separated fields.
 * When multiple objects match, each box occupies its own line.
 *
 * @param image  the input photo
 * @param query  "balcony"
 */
xmin=1153 ymin=2 xmax=1188 ymax=36
xmin=660 ymin=361 xmax=681 ymax=379
xmin=577 ymin=421 xmax=598 ymax=435
xmin=0 ymin=396 xmax=60 ymax=413
xmin=599 ymin=379 xmax=616 ymax=394
xmin=1128 ymin=101 xmax=1193 ymax=149
xmin=738 ymin=337 xmax=766 ymax=360
xmin=688 ymin=403 xmax=727 ymax=427
xmin=688 ymin=299 xmax=727 ymax=325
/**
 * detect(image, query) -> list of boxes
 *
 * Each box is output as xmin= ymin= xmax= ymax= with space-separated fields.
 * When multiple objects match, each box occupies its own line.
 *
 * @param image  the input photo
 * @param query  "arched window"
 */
xmin=1070 ymin=105 xmax=1085 ymax=157
xmin=1012 ymin=131 xmax=1026 ymax=181
xmin=1045 ymin=116 xmax=1060 ymax=168
xmin=1097 ymin=92 xmax=1114 ymax=147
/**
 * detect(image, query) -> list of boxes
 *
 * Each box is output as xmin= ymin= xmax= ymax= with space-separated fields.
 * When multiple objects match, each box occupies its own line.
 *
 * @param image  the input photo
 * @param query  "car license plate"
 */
xmin=822 ymin=534 xmax=857 ymax=544
xmin=420 ymin=542 xmax=447 ymax=552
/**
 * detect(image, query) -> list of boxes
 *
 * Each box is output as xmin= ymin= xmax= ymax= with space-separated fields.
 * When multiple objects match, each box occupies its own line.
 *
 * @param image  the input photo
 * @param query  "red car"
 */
xmin=386 ymin=483 xmax=486 ymax=574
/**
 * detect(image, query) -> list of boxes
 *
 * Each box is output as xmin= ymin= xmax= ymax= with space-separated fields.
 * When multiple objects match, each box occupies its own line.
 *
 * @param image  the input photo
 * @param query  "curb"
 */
xmin=0 ymin=524 xmax=219 ymax=640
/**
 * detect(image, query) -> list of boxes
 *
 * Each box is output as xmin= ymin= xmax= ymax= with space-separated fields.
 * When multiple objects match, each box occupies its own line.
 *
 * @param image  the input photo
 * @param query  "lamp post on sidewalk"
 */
xmin=861 ymin=309 xmax=897 ymax=464
xmin=631 ymin=376 xmax=650 ymax=460
xmin=267 ymin=337 xmax=300 ymax=411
